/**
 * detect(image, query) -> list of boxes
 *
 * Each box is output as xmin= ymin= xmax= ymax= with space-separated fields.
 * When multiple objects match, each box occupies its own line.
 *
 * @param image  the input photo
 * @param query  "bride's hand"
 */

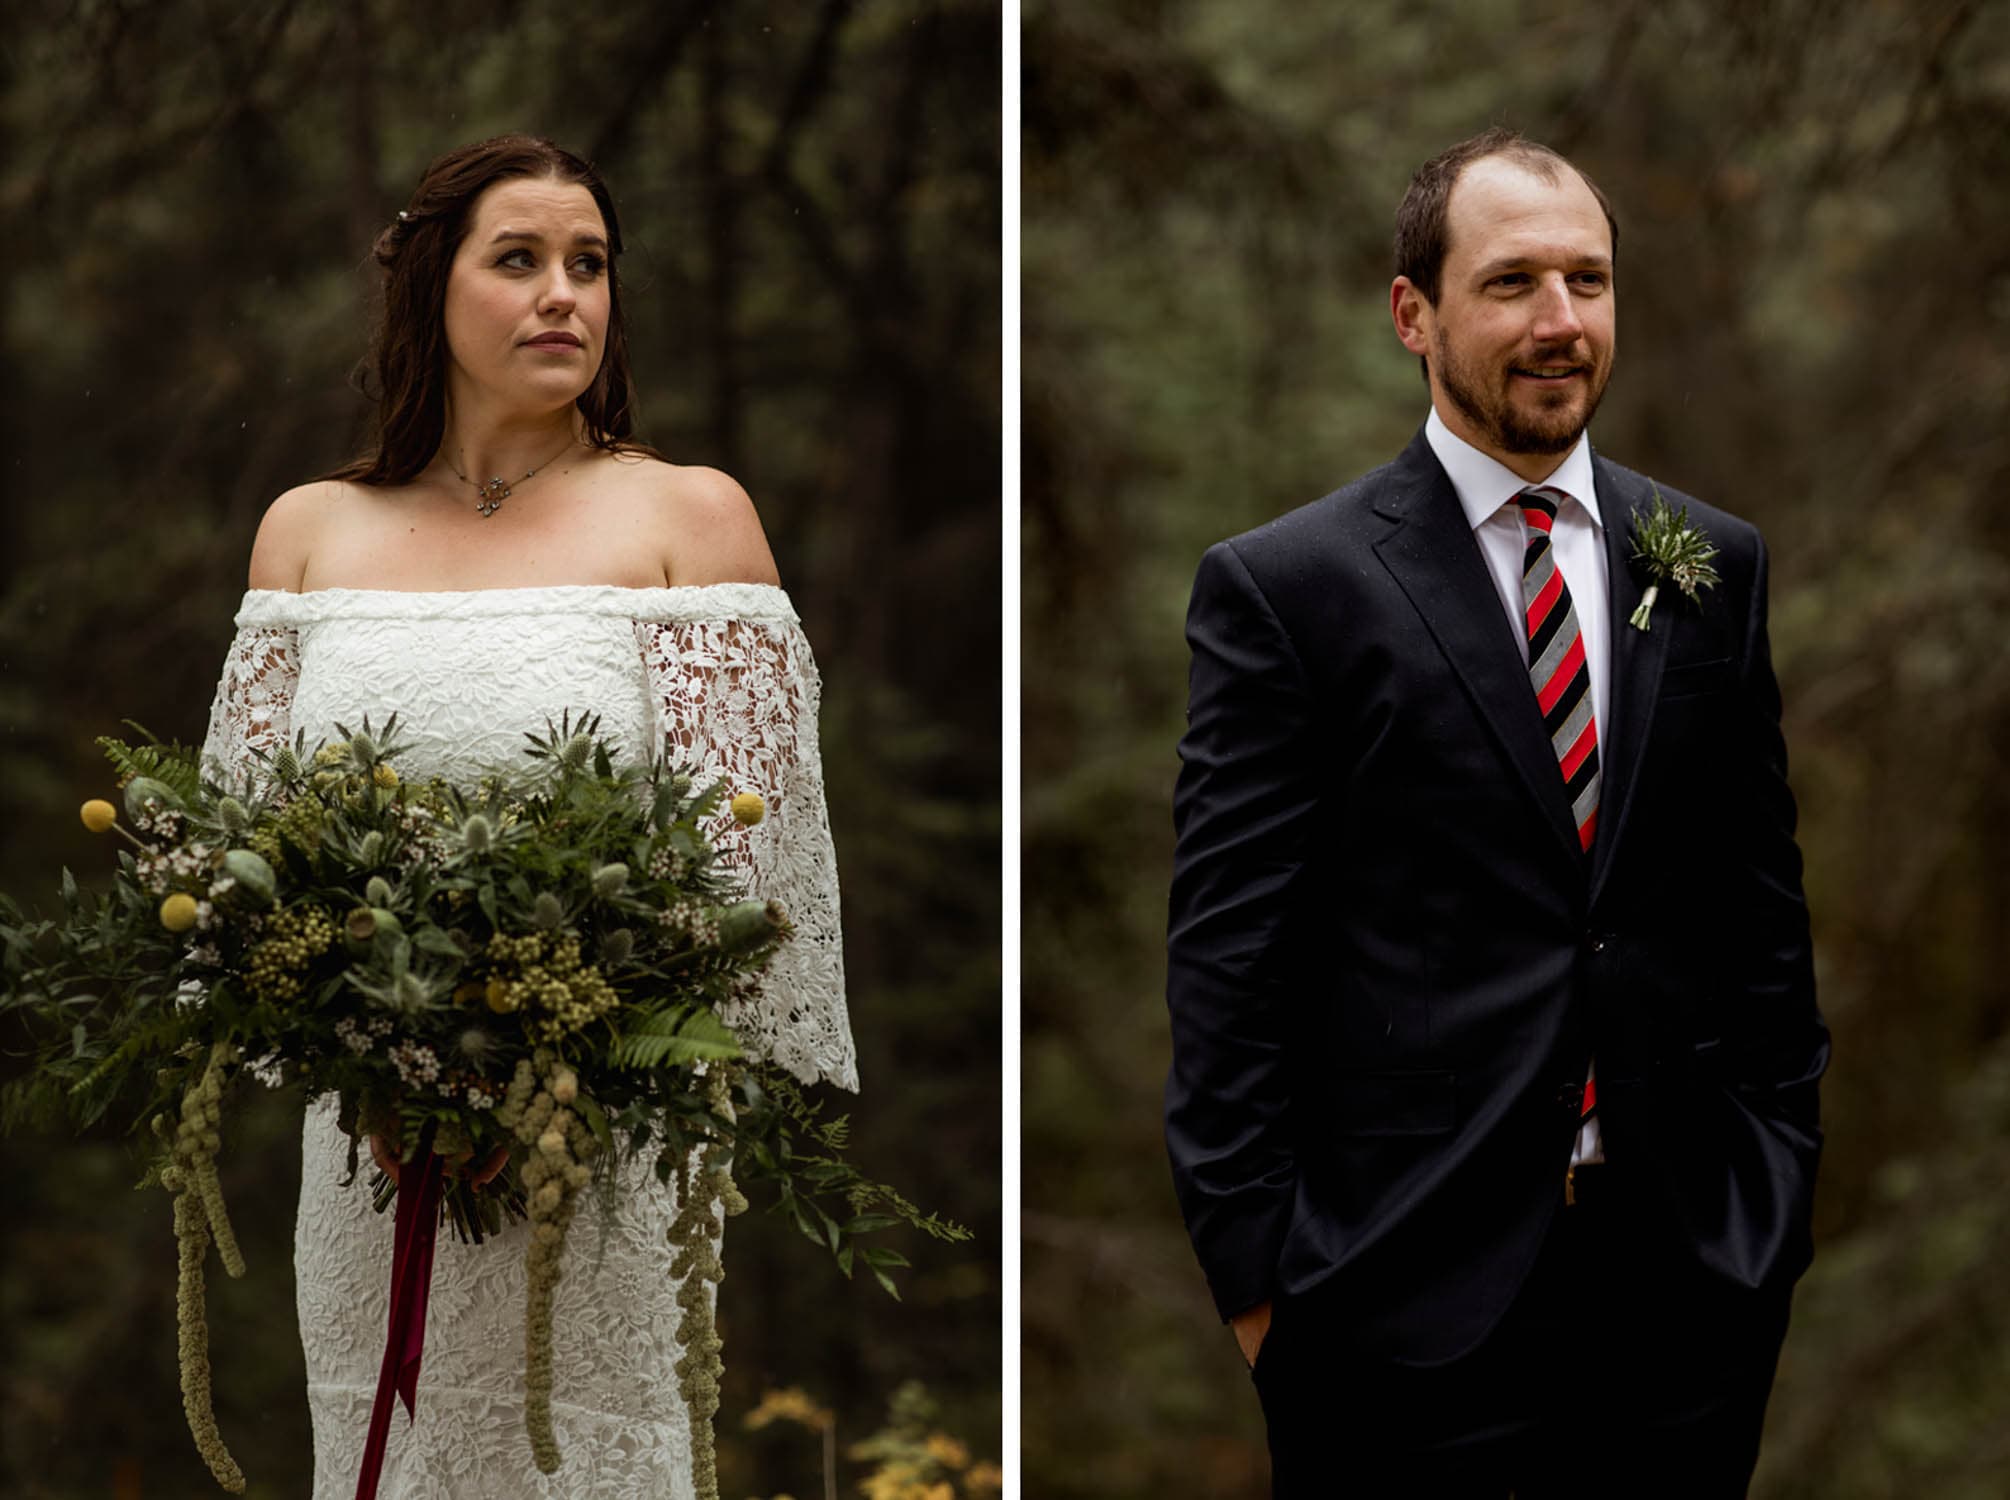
xmin=370 ymin=1133 xmax=510 ymax=1188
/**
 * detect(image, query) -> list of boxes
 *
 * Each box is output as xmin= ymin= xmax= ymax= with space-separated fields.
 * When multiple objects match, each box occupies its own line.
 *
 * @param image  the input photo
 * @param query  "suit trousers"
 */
xmin=1250 ymin=1162 xmax=1795 ymax=1499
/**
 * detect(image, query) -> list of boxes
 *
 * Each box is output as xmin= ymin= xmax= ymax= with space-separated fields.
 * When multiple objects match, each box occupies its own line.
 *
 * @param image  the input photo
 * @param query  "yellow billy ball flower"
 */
xmin=80 ymin=799 xmax=118 ymax=833
xmin=730 ymin=791 xmax=765 ymax=827
xmin=160 ymin=893 xmax=200 ymax=932
xmin=372 ymin=763 xmax=400 ymax=789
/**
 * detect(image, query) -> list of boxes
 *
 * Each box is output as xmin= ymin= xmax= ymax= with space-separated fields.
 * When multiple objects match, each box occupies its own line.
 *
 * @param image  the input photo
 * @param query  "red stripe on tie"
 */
xmin=1577 ymin=806 xmax=1598 ymax=851
xmin=1559 ymin=715 xmax=1598 ymax=779
xmin=1536 ymin=635 xmax=1587 ymax=714
xmin=1581 ymin=1074 xmax=1598 ymax=1113
xmin=1526 ymin=568 xmax=1564 ymax=636
xmin=1521 ymin=506 xmax=1554 ymax=535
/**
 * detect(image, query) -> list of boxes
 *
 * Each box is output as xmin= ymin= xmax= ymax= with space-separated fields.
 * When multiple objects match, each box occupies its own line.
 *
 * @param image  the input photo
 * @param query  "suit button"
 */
xmin=1589 ymin=934 xmax=1608 ymax=953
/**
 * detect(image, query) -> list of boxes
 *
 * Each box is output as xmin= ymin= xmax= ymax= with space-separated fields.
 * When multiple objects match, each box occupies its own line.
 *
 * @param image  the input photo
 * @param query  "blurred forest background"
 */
xmin=1024 ymin=1 xmax=2008 ymax=1496
xmin=0 ymin=2 xmax=999 ymax=1497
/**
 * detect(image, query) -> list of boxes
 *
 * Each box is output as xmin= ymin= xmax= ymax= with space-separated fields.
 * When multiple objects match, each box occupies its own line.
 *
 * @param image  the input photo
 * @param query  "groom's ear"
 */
xmin=1390 ymin=277 xmax=1433 ymax=358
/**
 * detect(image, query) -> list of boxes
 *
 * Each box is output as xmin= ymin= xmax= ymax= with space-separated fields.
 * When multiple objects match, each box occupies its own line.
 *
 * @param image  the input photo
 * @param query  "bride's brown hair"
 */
xmin=319 ymin=134 xmax=668 ymax=486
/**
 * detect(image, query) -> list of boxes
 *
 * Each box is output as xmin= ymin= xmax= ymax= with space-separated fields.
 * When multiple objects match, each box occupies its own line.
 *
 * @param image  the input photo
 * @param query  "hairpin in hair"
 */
xmin=397 ymin=210 xmax=413 ymax=222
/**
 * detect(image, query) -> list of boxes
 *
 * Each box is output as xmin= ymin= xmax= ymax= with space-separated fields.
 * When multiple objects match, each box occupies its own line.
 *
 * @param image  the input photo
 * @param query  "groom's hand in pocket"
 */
xmin=1232 ymin=1300 xmax=1273 ymax=1369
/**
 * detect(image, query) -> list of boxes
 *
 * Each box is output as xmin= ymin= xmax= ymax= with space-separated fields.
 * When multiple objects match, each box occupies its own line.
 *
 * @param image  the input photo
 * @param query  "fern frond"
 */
xmin=97 ymin=731 xmax=203 ymax=804
xmin=611 ymin=1005 xmax=743 ymax=1069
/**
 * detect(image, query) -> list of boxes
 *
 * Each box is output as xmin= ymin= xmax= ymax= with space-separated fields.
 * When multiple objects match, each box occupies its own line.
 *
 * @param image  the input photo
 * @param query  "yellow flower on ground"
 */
xmin=160 ymin=893 xmax=199 ymax=932
xmin=373 ymin=763 xmax=400 ymax=788
xmin=923 ymin=1433 xmax=970 ymax=1470
xmin=80 ymin=799 xmax=118 ymax=833
xmin=744 ymin=1385 xmax=832 ymax=1432
xmin=965 ymin=1463 xmax=1003 ymax=1495
xmin=730 ymin=791 xmax=765 ymax=827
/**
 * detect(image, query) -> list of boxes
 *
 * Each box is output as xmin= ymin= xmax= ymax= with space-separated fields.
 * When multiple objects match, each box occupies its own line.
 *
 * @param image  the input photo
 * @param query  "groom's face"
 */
xmin=1402 ymin=157 xmax=1616 ymax=471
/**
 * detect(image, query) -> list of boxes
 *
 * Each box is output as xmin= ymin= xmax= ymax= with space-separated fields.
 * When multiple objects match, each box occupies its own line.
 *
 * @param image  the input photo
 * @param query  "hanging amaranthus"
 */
xmin=669 ymin=1065 xmax=750 ymax=1500
xmin=159 ymin=1040 xmax=247 ymax=1492
xmin=496 ymin=1051 xmax=600 ymax=1473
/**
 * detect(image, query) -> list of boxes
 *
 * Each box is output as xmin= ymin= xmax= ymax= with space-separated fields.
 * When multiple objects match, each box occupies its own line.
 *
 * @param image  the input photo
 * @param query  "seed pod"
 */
xmin=124 ymin=776 xmax=183 ymax=821
xmin=220 ymin=849 xmax=276 ymax=907
xmin=715 ymin=898 xmax=786 ymax=952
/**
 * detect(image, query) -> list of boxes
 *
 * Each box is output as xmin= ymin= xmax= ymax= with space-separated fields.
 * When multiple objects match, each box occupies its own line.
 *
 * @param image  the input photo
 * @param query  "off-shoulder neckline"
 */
xmin=233 ymin=580 xmax=799 ymax=626
xmin=241 ymin=581 xmax=786 ymax=599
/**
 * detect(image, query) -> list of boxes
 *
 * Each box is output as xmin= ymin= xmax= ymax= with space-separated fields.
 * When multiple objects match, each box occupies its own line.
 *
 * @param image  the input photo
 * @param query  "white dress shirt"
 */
xmin=1423 ymin=407 xmax=1607 ymax=1167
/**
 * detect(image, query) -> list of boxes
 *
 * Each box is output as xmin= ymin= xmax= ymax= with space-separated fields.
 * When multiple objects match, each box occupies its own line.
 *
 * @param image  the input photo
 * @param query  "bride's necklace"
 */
xmin=445 ymin=434 xmax=579 ymax=517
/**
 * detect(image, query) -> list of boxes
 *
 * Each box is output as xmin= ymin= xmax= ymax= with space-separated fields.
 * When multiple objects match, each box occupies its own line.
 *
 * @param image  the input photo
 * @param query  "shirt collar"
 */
xmin=1424 ymin=405 xmax=1602 ymax=533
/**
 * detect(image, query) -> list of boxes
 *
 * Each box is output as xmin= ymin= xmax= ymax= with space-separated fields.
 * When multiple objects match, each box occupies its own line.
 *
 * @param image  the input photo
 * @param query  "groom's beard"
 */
xmin=1434 ymin=328 xmax=1612 ymax=456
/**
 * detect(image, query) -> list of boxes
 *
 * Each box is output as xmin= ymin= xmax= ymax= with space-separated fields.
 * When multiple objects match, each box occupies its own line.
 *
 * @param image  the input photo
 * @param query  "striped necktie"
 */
xmin=1518 ymin=486 xmax=1600 ymax=854
xmin=1521 ymin=486 xmax=1604 ymax=1149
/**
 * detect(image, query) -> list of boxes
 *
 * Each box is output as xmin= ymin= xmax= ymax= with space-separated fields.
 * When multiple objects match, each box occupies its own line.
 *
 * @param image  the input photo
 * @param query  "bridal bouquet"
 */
xmin=0 ymin=716 xmax=959 ymax=1500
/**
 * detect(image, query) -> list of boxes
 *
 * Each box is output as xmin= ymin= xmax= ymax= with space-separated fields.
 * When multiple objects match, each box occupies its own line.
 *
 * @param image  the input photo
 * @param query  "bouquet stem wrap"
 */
xmin=354 ymin=1123 xmax=447 ymax=1500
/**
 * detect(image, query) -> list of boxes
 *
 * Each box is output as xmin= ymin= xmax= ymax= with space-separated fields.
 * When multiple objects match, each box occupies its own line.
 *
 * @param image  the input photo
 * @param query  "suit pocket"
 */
xmin=1659 ymin=656 xmax=1736 ymax=699
xmin=1329 ymin=1069 xmax=1457 ymax=1137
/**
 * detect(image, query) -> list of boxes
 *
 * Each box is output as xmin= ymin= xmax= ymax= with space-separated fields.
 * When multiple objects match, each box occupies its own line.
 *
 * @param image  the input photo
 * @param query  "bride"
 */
xmin=199 ymin=134 xmax=856 ymax=1498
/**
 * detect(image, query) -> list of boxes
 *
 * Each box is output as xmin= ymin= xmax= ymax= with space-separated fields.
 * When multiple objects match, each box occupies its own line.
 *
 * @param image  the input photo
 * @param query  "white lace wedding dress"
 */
xmin=199 ymin=583 xmax=857 ymax=1500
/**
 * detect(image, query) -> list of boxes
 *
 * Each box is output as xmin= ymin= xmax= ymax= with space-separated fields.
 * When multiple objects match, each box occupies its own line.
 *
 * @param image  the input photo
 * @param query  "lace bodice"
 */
xmin=196 ymin=582 xmax=854 ymax=1500
xmin=201 ymin=583 xmax=854 ymax=1090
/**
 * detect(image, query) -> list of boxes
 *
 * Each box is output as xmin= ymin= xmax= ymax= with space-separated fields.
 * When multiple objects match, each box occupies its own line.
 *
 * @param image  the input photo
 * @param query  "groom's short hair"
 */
xmin=1395 ymin=128 xmax=1620 ymax=305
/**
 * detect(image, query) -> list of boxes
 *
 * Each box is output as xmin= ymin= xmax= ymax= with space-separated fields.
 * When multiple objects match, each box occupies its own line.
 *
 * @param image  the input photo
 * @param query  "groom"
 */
xmin=1164 ymin=128 xmax=1828 ymax=1497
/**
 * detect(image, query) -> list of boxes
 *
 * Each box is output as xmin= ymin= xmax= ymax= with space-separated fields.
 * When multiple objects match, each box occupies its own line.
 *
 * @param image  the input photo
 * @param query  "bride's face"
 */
xmin=441 ymin=176 xmax=612 ymax=414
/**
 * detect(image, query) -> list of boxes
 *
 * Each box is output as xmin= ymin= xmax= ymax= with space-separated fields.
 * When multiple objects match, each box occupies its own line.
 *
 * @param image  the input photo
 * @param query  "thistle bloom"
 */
xmin=80 ymin=798 xmax=118 ymax=833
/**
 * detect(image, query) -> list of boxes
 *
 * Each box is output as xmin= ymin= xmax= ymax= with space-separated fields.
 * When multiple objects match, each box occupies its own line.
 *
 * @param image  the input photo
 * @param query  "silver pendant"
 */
xmin=475 ymin=477 xmax=512 ymax=517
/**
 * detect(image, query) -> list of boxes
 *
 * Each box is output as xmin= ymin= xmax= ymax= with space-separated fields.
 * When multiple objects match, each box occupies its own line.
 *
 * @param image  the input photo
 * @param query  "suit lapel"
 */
xmin=1587 ymin=453 xmax=1671 ymax=904
xmin=1371 ymin=430 xmax=1583 ymax=872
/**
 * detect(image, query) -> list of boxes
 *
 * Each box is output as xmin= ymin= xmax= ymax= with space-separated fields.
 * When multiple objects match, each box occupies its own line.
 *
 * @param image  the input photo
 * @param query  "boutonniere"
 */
xmin=1627 ymin=487 xmax=1722 ymax=631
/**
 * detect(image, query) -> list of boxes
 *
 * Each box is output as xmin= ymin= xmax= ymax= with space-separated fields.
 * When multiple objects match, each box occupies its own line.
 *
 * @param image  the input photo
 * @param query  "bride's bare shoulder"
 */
xmin=618 ymin=454 xmax=781 ymax=588
xmin=247 ymin=478 xmax=361 ymax=592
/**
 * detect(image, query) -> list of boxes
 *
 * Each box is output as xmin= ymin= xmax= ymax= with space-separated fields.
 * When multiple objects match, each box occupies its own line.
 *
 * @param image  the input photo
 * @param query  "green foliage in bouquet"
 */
xmin=0 ymin=715 xmax=965 ymax=1499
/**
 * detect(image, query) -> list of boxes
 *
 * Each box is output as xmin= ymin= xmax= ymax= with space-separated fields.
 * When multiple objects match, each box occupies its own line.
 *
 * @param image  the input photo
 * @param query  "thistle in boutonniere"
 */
xmin=1627 ymin=487 xmax=1722 ymax=631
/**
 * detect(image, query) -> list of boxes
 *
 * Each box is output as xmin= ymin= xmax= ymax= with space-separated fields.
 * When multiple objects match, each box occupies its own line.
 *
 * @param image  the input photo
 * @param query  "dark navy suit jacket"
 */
xmin=1164 ymin=426 xmax=1828 ymax=1364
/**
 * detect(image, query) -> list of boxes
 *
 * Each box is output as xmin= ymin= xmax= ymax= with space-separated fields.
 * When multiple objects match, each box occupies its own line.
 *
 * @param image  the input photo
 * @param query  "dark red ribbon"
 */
xmin=354 ymin=1132 xmax=446 ymax=1500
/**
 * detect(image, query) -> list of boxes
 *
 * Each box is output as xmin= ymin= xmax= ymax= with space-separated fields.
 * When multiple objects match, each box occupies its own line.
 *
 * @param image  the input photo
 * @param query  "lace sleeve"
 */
xmin=634 ymin=615 xmax=857 ymax=1092
xmin=200 ymin=624 xmax=300 ymax=789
